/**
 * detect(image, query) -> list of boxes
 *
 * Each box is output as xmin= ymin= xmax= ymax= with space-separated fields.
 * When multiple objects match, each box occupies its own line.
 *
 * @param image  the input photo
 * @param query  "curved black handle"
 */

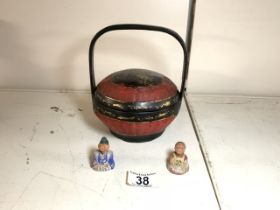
xmin=89 ymin=24 xmax=189 ymax=99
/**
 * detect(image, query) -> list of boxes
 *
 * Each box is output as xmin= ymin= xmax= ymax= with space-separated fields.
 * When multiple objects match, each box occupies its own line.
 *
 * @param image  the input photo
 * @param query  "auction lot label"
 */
xmin=127 ymin=171 xmax=158 ymax=187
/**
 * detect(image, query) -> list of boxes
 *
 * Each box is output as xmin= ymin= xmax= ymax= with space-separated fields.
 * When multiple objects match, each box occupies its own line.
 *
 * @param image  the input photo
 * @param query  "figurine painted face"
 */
xmin=174 ymin=142 xmax=185 ymax=156
xmin=167 ymin=141 xmax=189 ymax=175
xmin=92 ymin=137 xmax=115 ymax=171
xmin=98 ymin=142 xmax=109 ymax=154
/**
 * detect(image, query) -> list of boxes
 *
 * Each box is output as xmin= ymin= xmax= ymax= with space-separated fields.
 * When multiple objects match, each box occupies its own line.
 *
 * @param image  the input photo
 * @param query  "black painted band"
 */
xmin=94 ymin=91 xmax=180 ymax=112
xmin=93 ymin=98 xmax=180 ymax=122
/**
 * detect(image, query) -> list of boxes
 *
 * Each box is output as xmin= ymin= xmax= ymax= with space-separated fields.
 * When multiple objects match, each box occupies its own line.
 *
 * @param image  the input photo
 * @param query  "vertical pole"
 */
xmin=186 ymin=0 xmax=197 ymax=62
xmin=180 ymin=0 xmax=197 ymax=98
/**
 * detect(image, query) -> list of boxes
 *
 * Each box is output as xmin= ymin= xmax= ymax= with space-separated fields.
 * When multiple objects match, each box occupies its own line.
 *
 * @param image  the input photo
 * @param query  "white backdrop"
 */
xmin=0 ymin=0 xmax=279 ymax=96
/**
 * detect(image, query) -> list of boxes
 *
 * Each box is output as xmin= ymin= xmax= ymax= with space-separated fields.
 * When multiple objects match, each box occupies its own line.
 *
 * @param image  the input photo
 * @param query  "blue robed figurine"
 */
xmin=92 ymin=137 xmax=115 ymax=171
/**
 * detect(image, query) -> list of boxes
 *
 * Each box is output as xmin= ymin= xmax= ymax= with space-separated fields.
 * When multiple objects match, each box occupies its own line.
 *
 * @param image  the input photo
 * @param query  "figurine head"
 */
xmin=174 ymin=141 xmax=186 ymax=156
xmin=98 ymin=137 xmax=110 ymax=154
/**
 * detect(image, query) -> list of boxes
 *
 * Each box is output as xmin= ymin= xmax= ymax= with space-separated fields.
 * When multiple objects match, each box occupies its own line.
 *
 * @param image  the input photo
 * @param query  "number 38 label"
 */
xmin=127 ymin=171 xmax=158 ymax=187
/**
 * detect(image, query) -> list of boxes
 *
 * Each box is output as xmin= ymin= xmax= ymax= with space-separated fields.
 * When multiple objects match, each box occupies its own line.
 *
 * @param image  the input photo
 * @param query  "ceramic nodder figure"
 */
xmin=167 ymin=141 xmax=189 ymax=175
xmin=92 ymin=137 xmax=115 ymax=171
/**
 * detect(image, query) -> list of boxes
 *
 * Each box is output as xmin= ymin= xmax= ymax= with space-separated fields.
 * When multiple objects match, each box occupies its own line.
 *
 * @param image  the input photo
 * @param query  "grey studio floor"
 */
xmin=0 ymin=90 xmax=279 ymax=210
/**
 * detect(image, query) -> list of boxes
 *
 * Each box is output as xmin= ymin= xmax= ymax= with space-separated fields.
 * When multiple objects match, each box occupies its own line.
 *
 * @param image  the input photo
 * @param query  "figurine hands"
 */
xmin=92 ymin=162 xmax=112 ymax=171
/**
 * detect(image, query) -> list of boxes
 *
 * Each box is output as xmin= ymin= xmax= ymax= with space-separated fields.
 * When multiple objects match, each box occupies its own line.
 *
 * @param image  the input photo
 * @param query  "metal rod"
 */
xmin=183 ymin=0 xmax=197 ymax=93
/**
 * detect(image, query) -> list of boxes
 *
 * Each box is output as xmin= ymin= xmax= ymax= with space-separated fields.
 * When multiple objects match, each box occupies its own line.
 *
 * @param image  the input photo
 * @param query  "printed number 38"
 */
xmin=136 ymin=176 xmax=149 ymax=185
